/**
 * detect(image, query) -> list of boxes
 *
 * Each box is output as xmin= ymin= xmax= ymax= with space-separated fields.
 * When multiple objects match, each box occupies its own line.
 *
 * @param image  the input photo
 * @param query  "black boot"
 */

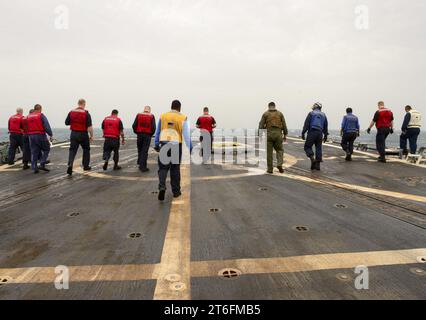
xmin=23 ymin=164 xmax=30 ymax=170
xmin=310 ymin=156 xmax=316 ymax=170
xmin=39 ymin=166 xmax=50 ymax=172
xmin=83 ymin=166 xmax=92 ymax=171
xmin=113 ymin=164 xmax=122 ymax=171
xmin=158 ymin=190 xmax=166 ymax=201
xmin=67 ymin=166 xmax=73 ymax=176
xmin=345 ymin=152 xmax=352 ymax=161
xmin=103 ymin=162 xmax=108 ymax=171
xmin=277 ymin=166 xmax=284 ymax=174
xmin=315 ymin=161 xmax=321 ymax=171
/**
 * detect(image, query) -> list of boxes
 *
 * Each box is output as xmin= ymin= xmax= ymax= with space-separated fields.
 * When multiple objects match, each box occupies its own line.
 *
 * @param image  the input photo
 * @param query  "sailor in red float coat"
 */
xmin=65 ymin=99 xmax=94 ymax=175
xmin=102 ymin=109 xmax=125 ymax=171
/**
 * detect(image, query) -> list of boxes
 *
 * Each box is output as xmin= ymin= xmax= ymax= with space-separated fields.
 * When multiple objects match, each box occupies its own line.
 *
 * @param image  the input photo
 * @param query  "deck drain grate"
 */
xmin=52 ymin=193 xmax=63 ymax=199
xmin=151 ymin=191 xmax=159 ymax=195
xmin=292 ymin=226 xmax=310 ymax=232
xmin=128 ymin=232 xmax=143 ymax=239
xmin=67 ymin=212 xmax=80 ymax=217
xmin=219 ymin=268 xmax=242 ymax=280
xmin=209 ymin=208 xmax=222 ymax=213
xmin=258 ymin=187 xmax=268 ymax=191
xmin=334 ymin=204 xmax=348 ymax=209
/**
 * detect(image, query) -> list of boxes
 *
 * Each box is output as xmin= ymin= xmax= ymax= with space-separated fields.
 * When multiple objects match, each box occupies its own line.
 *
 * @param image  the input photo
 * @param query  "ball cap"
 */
xmin=313 ymin=102 xmax=323 ymax=109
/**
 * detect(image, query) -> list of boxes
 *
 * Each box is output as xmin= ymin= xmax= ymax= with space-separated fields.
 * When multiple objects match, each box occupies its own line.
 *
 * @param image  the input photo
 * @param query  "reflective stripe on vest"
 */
xmin=197 ymin=115 xmax=215 ymax=133
xmin=136 ymin=113 xmax=154 ymax=134
xmin=70 ymin=109 xmax=88 ymax=132
xmin=103 ymin=116 xmax=121 ymax=139
xmin=408 ymin=110 xmax=422 ymax=128
xmin=160 ymin=111 xmax=187 ymax=143
xmin=27 ymin=113 xmax=45 ymax=135
xmin=376 ymin=109 xmax=393 ymax=129
xmin=9 ymin=114 xmax=23 ymax=134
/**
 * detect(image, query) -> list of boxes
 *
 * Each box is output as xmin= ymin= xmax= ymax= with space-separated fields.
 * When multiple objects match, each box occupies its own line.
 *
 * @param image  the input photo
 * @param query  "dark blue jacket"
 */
xmin=401 ymin=113 xmax=411 ymax=132
xmin=41 ymin=114 xmax=53 ymax=137
xmin=302 ymin=109 xmax=328 ymax=135
xmin=341 ymin=113 xmax=360 ymax=134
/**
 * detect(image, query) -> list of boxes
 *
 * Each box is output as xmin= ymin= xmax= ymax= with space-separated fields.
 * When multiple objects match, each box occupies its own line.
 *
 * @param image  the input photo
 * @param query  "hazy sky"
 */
xmin=1 ymin=0 xmax=425 ymax=130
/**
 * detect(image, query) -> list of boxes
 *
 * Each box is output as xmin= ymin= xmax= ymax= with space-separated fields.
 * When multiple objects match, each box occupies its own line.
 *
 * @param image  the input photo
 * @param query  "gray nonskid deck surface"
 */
xmin=0 ymin=139 xmax=425 ymax=299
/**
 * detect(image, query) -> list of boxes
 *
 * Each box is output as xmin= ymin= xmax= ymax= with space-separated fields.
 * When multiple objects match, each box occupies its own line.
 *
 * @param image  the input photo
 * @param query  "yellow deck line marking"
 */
xmin=191 ymin=248 xmax=426 ymax=278
xmin=0 ymin=264 xmax=159 ymax=284
xmin=0 ymin=166 xmax=22 ymax=172
xmin=153 ymin=164 xmax=192 ymax=300
xmin=1 ymin=249 xmax=424 ymax=285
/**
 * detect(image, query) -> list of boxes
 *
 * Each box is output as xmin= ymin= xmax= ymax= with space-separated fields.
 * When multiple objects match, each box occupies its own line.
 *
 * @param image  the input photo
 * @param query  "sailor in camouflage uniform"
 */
xmin=259 ymin=102 xmax=288 ymax=174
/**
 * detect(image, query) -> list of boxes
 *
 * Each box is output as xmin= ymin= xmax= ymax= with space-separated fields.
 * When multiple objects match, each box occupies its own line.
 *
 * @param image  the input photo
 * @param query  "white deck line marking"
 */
xmin=287 ymin=136 xmax=426 ymax=169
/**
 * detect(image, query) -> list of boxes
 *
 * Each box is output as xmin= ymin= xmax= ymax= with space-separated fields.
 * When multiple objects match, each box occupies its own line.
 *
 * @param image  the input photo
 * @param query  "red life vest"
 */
xmin=376 ymin=108 xmax=393 ymax=129
xmin=136 ymin=113 xmax=154 ymax=134
xmin=197 ymin=115 xmax=215 ymax=133
xmin=22 ymin=116 xmax=29 ymax=135
xmin=9 ymin=114 xmax=23 ymax=134
xmin=103 ymin=115 xmax=121 ymax=139
xmin=27 ymin=113 xmax=45 ymax=135
xmin=70 ymin=109 xmax=88 ymax=132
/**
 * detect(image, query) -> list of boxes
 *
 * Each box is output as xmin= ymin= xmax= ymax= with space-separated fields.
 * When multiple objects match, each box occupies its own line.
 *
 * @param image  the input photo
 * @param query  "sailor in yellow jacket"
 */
xmin=154 ymin=100 xmax=193 ymax=201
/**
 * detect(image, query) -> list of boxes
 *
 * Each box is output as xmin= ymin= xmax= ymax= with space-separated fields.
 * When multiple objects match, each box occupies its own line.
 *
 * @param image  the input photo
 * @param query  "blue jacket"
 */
xmin=341 ymin=113 xmax=360 ymax=134
xmin=41 ymin=114 xmax=53 ymax=137
xmin=401 ymin=113 xmax=411 ymax=132
xmin=302 ymin=109 xmax=328 ymax=135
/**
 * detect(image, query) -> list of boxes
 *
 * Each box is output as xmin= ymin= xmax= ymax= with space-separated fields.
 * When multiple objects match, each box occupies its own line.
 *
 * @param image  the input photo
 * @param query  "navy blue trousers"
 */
xmin=400 ymin=128 xmax=420 ymax=154
xmin=29 ymin=134 xmax=50 ymax=170
xmin=7 ymin=133 xmax=24 ymax=165
xmin=304 ymin=130 xmax=323 ymax=161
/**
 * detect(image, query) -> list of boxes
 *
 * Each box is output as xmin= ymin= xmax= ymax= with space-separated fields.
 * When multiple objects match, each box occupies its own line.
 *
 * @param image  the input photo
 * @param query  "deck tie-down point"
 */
xmin=410 ymin=268 xmax=425 ymax=276
xmin=336 ymin=273 xmax=352 ymax=282
xmin=334 ymin=204 xmax=348 ymax=209
xmin=67 ymin=212 xmax=80 ymax=217
xmin=0 ymin=277 xmax=12 ymax=286
xmin=165 ymin=274 xmax=182 ymax=283
xmin=170 ymin=282 xmax=186 ymax=291
xmin=292 ymin=226 xmax=310 ymax=232
xmin=127 ymin=232 xmax=143 ymax=239
xmin=417 ymin=256 xmax=426 ymax=264
xmin=219 ymin=268 xmax=242 ymax=280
